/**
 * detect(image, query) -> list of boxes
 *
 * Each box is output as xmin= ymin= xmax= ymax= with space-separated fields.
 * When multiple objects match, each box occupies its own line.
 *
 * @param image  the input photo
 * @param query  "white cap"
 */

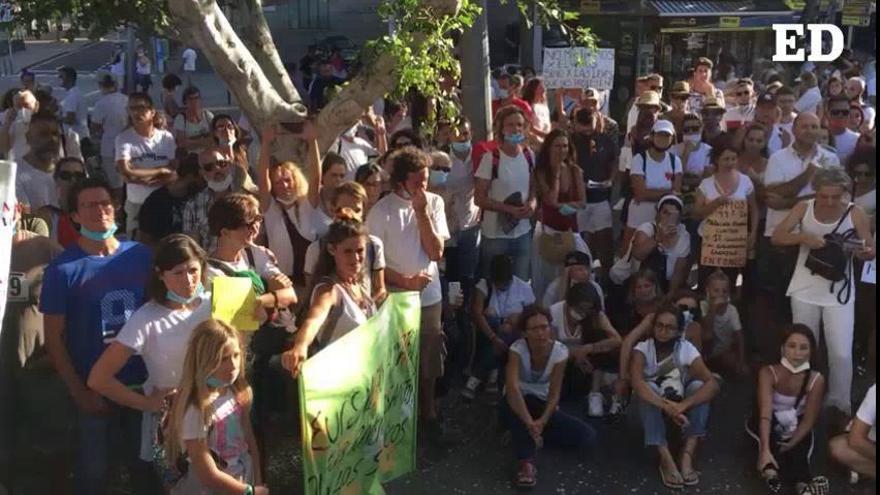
xmin=657 ymin=194 xmax=684 ymax=212
xmin=652 ymin=119 xmax=675 ymax=136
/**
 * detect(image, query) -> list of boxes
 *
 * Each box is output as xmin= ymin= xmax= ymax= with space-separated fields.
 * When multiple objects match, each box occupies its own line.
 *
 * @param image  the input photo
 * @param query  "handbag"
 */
xmin=537 ymin=229 xmax=576 ymax=264
xmin=804 ymin=204 xmax=856 ymax=304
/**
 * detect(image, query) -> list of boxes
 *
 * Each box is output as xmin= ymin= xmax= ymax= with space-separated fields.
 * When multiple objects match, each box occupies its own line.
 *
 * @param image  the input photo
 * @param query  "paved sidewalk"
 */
xmin=7 ymin=38 xmax=96 ymax=74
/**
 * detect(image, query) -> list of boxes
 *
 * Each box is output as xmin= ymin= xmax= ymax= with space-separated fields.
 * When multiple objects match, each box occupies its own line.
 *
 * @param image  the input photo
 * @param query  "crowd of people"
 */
xmin=0 ymin=46 xmax=877 ymax=495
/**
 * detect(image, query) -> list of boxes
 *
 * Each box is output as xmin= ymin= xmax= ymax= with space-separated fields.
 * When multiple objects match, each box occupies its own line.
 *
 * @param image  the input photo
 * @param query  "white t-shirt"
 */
xmin=440 ymin=153 xmax=481 ymax=235
xmin=15 ymin=158 xmax=58 ymax=210
xmin=115 ymin=127 xmax=177 ymax=204
xmin=832 ymin=129 xmax=859 ymax=165
xmin=699 ymin=300 xmax=742 ymax=357
xmin=794 ymin=87 xmax=823 ymax=114
xmin=542 ymin=278 xmax=605 ymax=311
xmin=182 ymin=48 xmax=197 ymax=72
xmin=767 ymin=124 xmax=788 ymax=157
xmin=508 ymin=339 xmax=569 ymax=401
xmin=91 ymin=91 xmax=130 ymax=158
xmin=672 ymin=142 xmax=713 ymax=177
xmin=634 ymin=222 xmax=692 ymax=281
xmin=474 ymin=276 xmax=535 ymax=319
xmin=696 ymin=173 xmax=755 ymax=235
xmin=628 ymin=150 xmax=681 ymax=227
xmin=333 ymin=137 xmax=376 ymax=181
xmin=764 ymin=145 xmax=841 ymax=236
xmin=634 ymin=338 xmax=701 ymax=380
xmin=115 ymin=295 xmax=212 ymax=391
xmin=60 ymin=85 xmax=90 ymax=139
xmin=173 ymin=110 xmax=215 ymax=153
xmin=475 ymin=148 xmax=533 ymax=239
xmin=532 ymin=102 xmax=551 ymax=134
xmin=855 ymin=384 xmax=877 ymax=443
xmin=366 ymin=191 xmax=450 ymax=307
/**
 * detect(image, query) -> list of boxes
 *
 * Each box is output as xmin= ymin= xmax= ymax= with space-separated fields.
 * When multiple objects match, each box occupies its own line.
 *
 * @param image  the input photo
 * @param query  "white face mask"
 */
xmin=568 ymin=308 xmax=586 ymax=322
xmin=218 ymin=136 xmax=236 ymax=147
xmin=18 ymin=108 xmax=33 ymax=123
xmin=207 ymin=173 xmax=233 ymax=192
xmin=682 ymin=133 xmax=701 ymax=144
xmin=780 ymin=356 xmax=811 ymax=374
xmin=276 ymin=195 xmax=297 ymax=207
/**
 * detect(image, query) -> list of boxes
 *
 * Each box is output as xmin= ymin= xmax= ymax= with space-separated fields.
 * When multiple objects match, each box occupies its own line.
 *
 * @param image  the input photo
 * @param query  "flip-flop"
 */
xmin=680 ymin=452 xmax=699 ymax=486
xmin=659 ymin=465 xmax=684 ymax=490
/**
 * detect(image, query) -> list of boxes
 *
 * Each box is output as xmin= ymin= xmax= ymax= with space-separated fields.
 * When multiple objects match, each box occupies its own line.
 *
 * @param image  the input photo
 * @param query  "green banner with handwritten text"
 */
xmin=299 ymin=292 xmax=421 ymax=495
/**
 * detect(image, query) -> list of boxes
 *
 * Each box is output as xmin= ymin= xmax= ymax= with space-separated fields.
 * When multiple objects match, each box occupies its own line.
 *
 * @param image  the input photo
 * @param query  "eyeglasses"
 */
xmin=677 ymin=304 xmax=696 ymax=313
xmin=654 ymin=322 xmax=678 ymax=331
xmin=683 ymin=126 xmax=702 ymax=133
xmin=202 ymin=160 xmax=233 ymax=172
xmin=58 ymin=171 xmax=86 ymax=181
xmin=829 ymin=109 xmax=850 ymax=117
xmin=242 ymin=215 xmax=264 ymax=229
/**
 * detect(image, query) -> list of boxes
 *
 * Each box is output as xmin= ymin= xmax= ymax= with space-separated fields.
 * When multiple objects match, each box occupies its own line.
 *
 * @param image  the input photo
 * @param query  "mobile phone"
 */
xmin=280 ymin=121 xmax=305 ymax=134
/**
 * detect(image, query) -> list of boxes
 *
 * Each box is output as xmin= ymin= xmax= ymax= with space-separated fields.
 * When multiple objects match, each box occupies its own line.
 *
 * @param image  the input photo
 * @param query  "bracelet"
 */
xmin=270 ymin=290 xmax=278 ymax=309
xmin=244 ymin=484 xmax=254 ymax=495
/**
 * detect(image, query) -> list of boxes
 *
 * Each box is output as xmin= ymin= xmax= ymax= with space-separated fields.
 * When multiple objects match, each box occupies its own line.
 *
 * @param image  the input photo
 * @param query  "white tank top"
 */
xmin=787 ymin=200 xmax=855 ymax=306
xmin=310 ymin=280 xmax=376 ymax=349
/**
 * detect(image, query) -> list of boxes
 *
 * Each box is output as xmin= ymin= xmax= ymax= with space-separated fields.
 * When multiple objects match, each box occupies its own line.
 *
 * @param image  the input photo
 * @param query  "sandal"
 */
xmin=760 ymin=464 xmax=782 ymax=494
xmin=680 ymin=451 xmax=699 ymax=486
xmin=515 ymin=460 xmax=537 ymax=489
xmin=659 ymin=464 xmax=684 ymax=490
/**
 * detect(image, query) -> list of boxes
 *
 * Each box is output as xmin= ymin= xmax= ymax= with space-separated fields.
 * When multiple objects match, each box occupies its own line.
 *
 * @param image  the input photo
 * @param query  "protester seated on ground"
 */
xmin=303 ymin=181 xmax=386 ymax=303
xmin=630 ymin=304 xmax=719 ymax=489
xmin=282 ymin=212 xmax=379 ymax=378
xmin=611 ymin=194 xmax=690 ymax=295
xmin=549 ymin=282 xmax=621 ymax=415
xmin=500 ymin=304 xmax=597 ymax=490
xmin=609 ymin=268 xmax=664 ymax=344
xmin=464 ymin=254 xmax=535 ymax=400
xmin=746 ymin=325 xmax=827 ymax=495
xmin=829 ymin=384 xmax=876 ymax=481
xmin=700 ymin=271 xmax=748 ymax=378
xmin=541 ymin=251 xmax=604 ymax=311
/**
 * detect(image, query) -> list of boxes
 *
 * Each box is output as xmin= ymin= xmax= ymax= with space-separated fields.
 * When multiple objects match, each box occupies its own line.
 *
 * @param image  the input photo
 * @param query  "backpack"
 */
xmin=490 ymin=146 xmax=535 ymax=180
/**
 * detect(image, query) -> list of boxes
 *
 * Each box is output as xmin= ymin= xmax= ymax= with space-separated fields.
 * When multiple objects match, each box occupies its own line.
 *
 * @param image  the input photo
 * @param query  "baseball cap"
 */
xmin=564 ymin=251 xmax=592 ymax=268
xmin=756 ymin=92 xmax=777 ymax=107
xmin=652 ymin=119 xmax=675 ymax=135
xmin=583 ymin=87 xmax=600 ymax=101
xmin=657 ymin=194 xmax=684 ymax=212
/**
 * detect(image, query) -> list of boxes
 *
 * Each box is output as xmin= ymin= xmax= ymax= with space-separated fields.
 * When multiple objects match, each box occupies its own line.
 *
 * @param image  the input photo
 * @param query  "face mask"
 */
xmin=342 ymin=126 xmax=358 ymax=139
xmin=450 ymin=141 xmax=472 ymax=155
xmin=683 ymin=133 xmax=701 ymax=144
xmin=780 ymin=356 xmax=811 ymax=374
xmin=166 ymin=282 xmax=204 ymax=305
xmin=206 ymin=375 xmax=231 ymax=389
xmin=218 ymin=136 xmax=236 ymax=147
xmin=568 ymin=308 xmax=586 ymax=322
xmin=429 ymin=170 xmax=448 ymax=187
xmin=653 ymin=142 xmax=673 ymax=152
xmin=276 ymin=195 xmax=297 ymax=207
xmin=207 ymin=173 xmax=233 ymax=192
xmin=80 ymin=223 xmax=118 ymax=241
xmin=18 ymin=108 xmax=33 ymax=123
xmin=559 ymin=204 xmax=578 ymax=216
xmin=497 ymin=88 xmax=509 ymax=99
xmin=504 ymin=133 xmax=526 ymax=145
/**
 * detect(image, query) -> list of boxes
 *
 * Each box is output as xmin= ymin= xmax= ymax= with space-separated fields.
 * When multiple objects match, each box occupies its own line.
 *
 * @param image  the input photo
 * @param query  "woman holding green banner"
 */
xmin=281 ymin=211 xmax=377 ymax=378
xmin=501 ymin=304 xmax=597 ymax=489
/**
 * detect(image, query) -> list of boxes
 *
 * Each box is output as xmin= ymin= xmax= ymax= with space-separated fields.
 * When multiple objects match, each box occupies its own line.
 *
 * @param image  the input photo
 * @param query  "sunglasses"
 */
xmin=683 ymin=127 xmax=702 ymax=133
xmin=650 ymin=86 xmax=663 ymax=92
xmin=58 ymin=171 xmax=86 ymax=181
xmin=829 ymin=109 xmax=850 ymax=117
xmin=736 ymin=91 xmax=751 ymax=97
xmin=202 ymin=160 xmax=233 ymax=172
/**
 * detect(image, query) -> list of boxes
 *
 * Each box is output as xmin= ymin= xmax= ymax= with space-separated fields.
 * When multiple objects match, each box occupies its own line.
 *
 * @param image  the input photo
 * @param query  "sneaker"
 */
xmin=808 ymin=476 xmax=829 ymax=495
xmin=515 ymin=460 xmax=537 ymax=489
xmin=587 ymin=392 xmax=604 ymax=417
xmin=461 ymin=376 xmax=481 ymax=400
xmin=486 ymin=370 xmax=499 ymax=394
xmin=608 ymin=396 xmax=626 ymax=416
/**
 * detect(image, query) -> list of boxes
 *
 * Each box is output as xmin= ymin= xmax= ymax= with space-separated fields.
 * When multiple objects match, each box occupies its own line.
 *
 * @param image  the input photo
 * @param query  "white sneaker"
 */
xmin=486 ymin=370 xmax=499 ymax=394
xmin=587 ymin=392 xmax=604 ymax=417
xmin=461 ymin=376 xmax=481 ymax=400
xmin=609 ymin=396 xmax=625 ymax=415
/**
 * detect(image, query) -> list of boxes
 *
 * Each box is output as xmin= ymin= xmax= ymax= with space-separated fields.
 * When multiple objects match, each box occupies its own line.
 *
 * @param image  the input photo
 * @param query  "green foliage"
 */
xmin=511 ymin=0 xmax=596 ymax=51
xmin=13 ymin=0 xmax=172 ymax=40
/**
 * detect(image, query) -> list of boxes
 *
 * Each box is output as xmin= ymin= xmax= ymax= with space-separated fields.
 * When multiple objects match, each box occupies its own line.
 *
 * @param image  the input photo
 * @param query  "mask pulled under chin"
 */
xmin=166 ymin=282 xmax=204 ymax=305
xmin=207 ymin=174 xmax=233 ymax=192
xmin=80 ymin=224 xmax=118 ymax=241
xmin=780 ymin=357 xmax=810 ymax=374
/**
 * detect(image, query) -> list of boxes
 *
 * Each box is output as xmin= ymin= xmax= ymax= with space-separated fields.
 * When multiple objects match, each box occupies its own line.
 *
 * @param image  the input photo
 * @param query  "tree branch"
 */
xmin=228 ymin=0 xmax=302 ymax=105
xmin=168 ymin=0 xmax=307 ymax=127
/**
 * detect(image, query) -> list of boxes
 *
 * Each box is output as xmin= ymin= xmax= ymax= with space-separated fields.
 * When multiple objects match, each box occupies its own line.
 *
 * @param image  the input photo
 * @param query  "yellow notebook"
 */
xmin=211 ymin=276 xmax=260 ymax=331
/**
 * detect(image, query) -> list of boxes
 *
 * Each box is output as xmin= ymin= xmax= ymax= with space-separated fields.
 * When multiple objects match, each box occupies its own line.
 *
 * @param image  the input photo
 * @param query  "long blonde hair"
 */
xmin=165 ymin=319 xmax=250 ymax=463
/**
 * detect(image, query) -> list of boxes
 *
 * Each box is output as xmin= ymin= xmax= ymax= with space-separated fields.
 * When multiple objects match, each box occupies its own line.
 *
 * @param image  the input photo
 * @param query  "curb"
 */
xmin=21 ymin=40 xmax=102 ymax=72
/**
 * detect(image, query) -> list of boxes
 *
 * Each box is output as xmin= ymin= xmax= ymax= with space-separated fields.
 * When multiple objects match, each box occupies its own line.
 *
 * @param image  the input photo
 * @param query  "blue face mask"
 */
xmin=559 ymin=204 xmax=578 ymax=216
xmin=80 ymin=224 xmax=118 ymax=241
xmin=450 ymin=141 xmax=472 ymax=155
xmin=504 ymin=133 xmax=526 ymax=145
xmin=429 ymin=170 xmax=448 ymax=187
xmin=206 ymin=375 xmax=231 ymax=389
xmin=166 ymin=282 xmax=204 ymax=305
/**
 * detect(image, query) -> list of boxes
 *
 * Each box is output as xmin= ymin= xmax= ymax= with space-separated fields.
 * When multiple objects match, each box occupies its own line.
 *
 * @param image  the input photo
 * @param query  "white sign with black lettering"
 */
xmin=541 ymin=47 xmax=615 ymax=90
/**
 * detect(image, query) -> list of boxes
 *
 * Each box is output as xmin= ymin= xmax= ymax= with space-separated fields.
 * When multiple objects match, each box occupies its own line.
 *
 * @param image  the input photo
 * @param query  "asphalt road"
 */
xmin=26 ymin=40 xmax=118 ymax=73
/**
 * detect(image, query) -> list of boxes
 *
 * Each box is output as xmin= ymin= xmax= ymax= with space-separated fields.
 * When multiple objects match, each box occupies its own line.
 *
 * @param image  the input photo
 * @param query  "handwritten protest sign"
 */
xmin=299 ymin=292 xmax=421 ymax=495
xmin=0 ymin=161 xmax=16 ymax=332
xmin=701 ymin=200 xmax=749 ymax=268
xmin=541 ymin=47 xmax=615 ymax=89
xmin=211 ymin=276 xmax=259 ymax=331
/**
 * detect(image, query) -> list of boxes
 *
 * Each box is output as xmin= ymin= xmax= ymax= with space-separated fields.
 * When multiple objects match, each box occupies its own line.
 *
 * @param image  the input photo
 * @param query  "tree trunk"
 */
xmin=460 ymin=0 xmax=492 ymax=141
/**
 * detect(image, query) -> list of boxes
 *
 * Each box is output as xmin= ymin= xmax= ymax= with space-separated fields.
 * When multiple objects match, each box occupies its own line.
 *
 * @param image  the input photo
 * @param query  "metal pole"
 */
xmin=460 ymin=0 xmax=492 ymax=141
xmin=847 ymin=25 xmax=854 ymax=49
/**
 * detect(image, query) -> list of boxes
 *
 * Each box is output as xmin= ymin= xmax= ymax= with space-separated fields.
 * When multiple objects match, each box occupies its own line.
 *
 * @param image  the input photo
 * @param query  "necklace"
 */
xmin=340 ymin=280 xmax=373 ymax=316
